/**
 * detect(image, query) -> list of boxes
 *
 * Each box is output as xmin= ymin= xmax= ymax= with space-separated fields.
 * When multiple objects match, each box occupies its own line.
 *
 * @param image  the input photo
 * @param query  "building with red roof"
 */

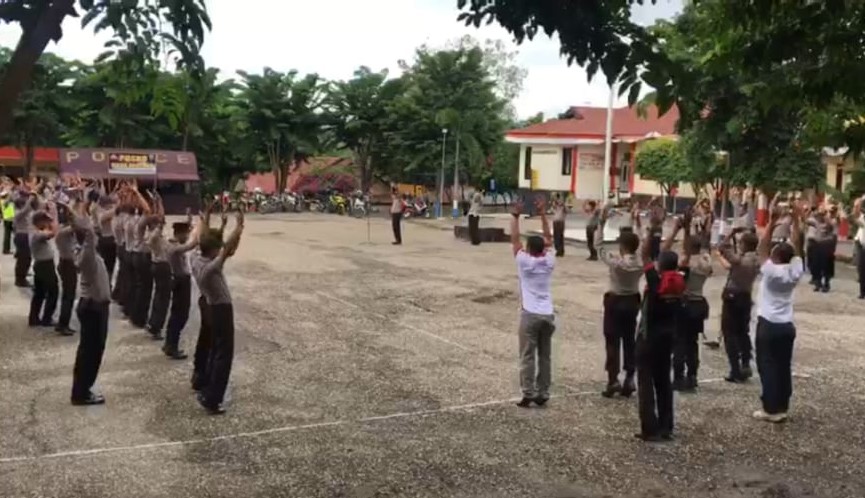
xmin=506 ymin=104 xmax=691 ymax=200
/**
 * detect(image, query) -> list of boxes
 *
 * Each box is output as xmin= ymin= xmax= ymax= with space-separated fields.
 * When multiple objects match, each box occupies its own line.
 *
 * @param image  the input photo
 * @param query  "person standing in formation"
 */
xmin=67 ymin=197 xmax=112 ymax=406
xmin=28 ymin=204 xmax=60 ymax=327
xmin=163 ymin=213 xmax=199 ymax=360
xmin=717 ymin=215 xmax=762 ymax=384
xmin=635 ymin=207 xmax=685 ymax=442
xmin=390 ymin=188 xmax=403 ymax=246
xmin=852 ymin=196 xmax=865 ymax=300
xmin=510 ymin=198 xmax=556 ymax=408
xmin=583 ymin=200 xmax=600 ymax=261
xmin=1 ymin=180 xmax=14 ymax=255
xmin=596 ymin=203 xmax=643 ymax=398
xmin=752 ymin=198 xmax=804 ymax=423
xmin=192 ymin=208 xmax=245 ymax=415
xmin=468 ymin=190 xmax=483 ymax=246
xmin=146 ymin=193 xmax=171 ymax=341
xmin=54 ymin=204 xmax=79 ymax=336
xmin=673 ymin=209 xmax=712 ymax=391
xmin=552 ymin=194 xmax=567 ymax=257
xmin=13 ymin=186 xmax=38 ymax=287
xmin=95 ymin=192 xmax=118 ymax=286
xmin=130 ymin=187 xmax=155 ymax=329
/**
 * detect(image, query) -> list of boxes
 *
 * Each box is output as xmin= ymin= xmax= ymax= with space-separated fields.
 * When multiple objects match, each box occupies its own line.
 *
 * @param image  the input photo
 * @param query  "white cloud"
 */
xmin=0 ymin=0 xmax=682 ymax=119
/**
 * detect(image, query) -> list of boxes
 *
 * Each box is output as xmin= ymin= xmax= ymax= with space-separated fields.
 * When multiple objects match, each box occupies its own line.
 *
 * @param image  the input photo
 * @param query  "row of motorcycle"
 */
xmin=257 ymin=191 xmax=377 ymax=218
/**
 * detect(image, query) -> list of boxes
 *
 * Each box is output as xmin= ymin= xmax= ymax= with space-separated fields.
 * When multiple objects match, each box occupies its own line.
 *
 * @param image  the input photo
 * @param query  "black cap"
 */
xmin=172 ymin=222 xmax=190 ymax=232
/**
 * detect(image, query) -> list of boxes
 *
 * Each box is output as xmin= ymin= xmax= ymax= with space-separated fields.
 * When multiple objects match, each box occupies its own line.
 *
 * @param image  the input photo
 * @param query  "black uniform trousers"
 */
xmin=130 ymin=252 xmax=153 ymax=328
xmin=201 ymin=303 xmax=235 ymax=407
xmin=2 ymin=220 xmax=12 ymax=254
xmin=29 ymin=259 xmax=58 ymax=325
xmin=57 ymin=258 xmax=78 ymax=330
xmin=755 ymin=318 xmax=796 ymax=415
xmin=585 ymin=226 xmax=598 ymax=259
xmin=113 ymin=246 xmax=128 ymax=305
xmin=553 ymin=220 xmax=565 ymax=256
xmin=192 ymin=296 xmax=213 ymax=390
xmin=13 ymin=233 xmax=30 ymax=285
xmin=721 ymin=290 xmax=753 ymax=376
xmin=468 ymin=214 xmax=481 ymax=245
xmin=165 ymin=274 xmax=192 ymax=351
xmin=602 ymin=293 xmax=641 ymax=378
xmin=856 ymin=241 xmax=865 ymax=297
xmin=636 ymin=330 xmax=674 ymax=438
xmin=71 ymin=299 xmax=109 ymax=400
xmin=675 ymin=297 xmax=708 ymax=379
xmin=97 ymin=236 xmax=117 ymax=287
xmin=120 ymin=248 xmax=135 ymax=315
xmin=148 ymin=261 xmax=172 ymax=334
xmin=391 ymin=213 xmax=402 ymax=244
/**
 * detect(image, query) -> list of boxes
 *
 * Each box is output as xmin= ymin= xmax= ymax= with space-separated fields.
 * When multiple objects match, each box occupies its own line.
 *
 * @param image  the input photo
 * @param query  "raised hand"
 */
xmin=534 ymin=196 xmax=546 ymax=214
xmin=511 ymin=201 xmax=524 ymax=216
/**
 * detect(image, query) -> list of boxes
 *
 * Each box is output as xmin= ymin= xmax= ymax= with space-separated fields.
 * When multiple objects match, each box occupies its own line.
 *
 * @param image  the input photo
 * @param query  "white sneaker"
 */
xmin=752 ymin=410 xmax=788 ymax=423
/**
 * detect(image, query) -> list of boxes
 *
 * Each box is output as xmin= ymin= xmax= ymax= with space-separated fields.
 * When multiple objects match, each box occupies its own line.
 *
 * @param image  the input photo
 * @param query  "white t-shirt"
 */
xmin=855 ymin=214 xmax=865 ymax=245
xmin=516 ymin=250 xmax=555 ymax=315
xmin=757 ymin=257 xmax=805 ymax=324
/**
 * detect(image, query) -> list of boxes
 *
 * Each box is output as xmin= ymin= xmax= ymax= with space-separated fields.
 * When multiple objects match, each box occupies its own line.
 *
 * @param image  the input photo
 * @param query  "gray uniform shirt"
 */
xmin=29 ymin=230 xmax=55 ymax=262
xmin=720 ymin=246 xmax=760 ymax=294
xmin=114 ymin=212 xmax=127 ymax=247
xmin=684 ymin=253 xmax=713 ymax=298
xmin=468 ymin=193 xmax=483 ymax=217
xmin=167 ymin=241 xmax=192 ymax=276
xmin=134 ymin=216 xmax=150 ymax=253
xmin=147 ymin=226 xmax=167 ymax=262
xmin=598 ymin=246 xmax=643 ymax=295
xmin=74 ymin=217 xmax=110 ymax=303
xmin=13 ymin=196 xmax=34 ymax=234
xmin=56 ymin=225 xmax=77 ymax=261
xmin=96 ymin=206 xmax=114 ymax=238
xmin=191 ymin=252 xmax=232 ymax=305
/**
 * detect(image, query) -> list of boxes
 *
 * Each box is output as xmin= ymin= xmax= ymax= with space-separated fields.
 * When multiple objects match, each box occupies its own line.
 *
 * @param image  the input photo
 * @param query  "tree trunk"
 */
xmin=182 ymin=123 xmax=190 ymax=151
xmin=0 ymin=0 xmax=75 ymax=138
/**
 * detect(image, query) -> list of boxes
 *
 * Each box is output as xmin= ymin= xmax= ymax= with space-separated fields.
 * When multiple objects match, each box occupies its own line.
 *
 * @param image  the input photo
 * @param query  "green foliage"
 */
xmin=635 ymin=138 xmax=686 ymax=193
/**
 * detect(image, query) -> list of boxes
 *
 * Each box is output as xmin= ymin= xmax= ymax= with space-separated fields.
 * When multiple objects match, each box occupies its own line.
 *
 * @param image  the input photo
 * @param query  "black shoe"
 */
xmin=28 ymin=319 xmax=40 ymax=327
xmin=813 ymin=285 xmax=822 ymax=292
xmin=620 ymin=376 xmax=636 ymax=398
xmin=821 ymin=284 xmax=830 ymax=293
xmin=660 ymin=432 xmax=674 ymax=441
xmin=859 ymin=294 xmax=865 ymax=300
xmin=392 ymin=241 xmax=401 ymax=245
xmin=196 ymin=392 xmax=226 ymax=415
xmin=148 ymin=328 xmax=164 ymax=340
xmin=686 ymin=375 xmax=698 ymax=390
xmin=534 ymin=396 xmax=549 ymax=407
xmin=162 ymin=345 xmax=188 ymax=360
xmin=634 ymin=433 xmax=664 ymax=442
xmin=55 ymin=327 xmax=76 ymax=336
xmin=191 ymin=374 xmax=205 ymax=392
xmin=516 ymin=397 xmax=534 ymax=408
xmin=15 ymin=281 xmax=31 ymax=288
xmin=39 ymin=319 xmax=56 ymax=328
xmin=71 ymin=393 xmax=106 ymax=406
xmin=601 ymin=381 xmax=622 ymax=398
xmin=725 ymin=373 xmax=746 ymax=383
xmin=741 ymin=365 xmax=753 ymax=380
xmin=672 ymin=377 xmax=686 ymax=391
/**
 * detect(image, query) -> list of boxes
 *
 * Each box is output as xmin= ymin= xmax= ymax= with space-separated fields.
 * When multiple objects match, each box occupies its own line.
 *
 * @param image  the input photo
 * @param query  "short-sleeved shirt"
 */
xmin=552 ymin=203 xmax=566 ymax=222
xmin=598 ymin=246 xmax=642 ymax=295
xmin=586 ymin=209 xmax=601 ymax=229
xmin=515 ymin=250 xmax=555 ymax=315
xmin=390 ymin=197 xmax=403 ymax=214
xmin=468 ymin=193 xmax=483 ymax=217
xmin=55 ymin=225 xmax=77 ymax=261
xmin=147 ymin=227 xmax=167 ymax=262
xmin=113 ymin=212 xmax=127 ymax=247
xmin=96 ymin=206 xmax=114 ymax=237
xmin=167 ymin=241 xmax=192 ymax=276
xmin=758 ymin=257 xmax=804 ymax=324
xmin=191 ymin=253 xmax=232 ymax=305
xmin=682 ymin=253 xmax=713 ymax=298
xmin=855 ymin=215 xmax=865 ymax=245
xmin=74 ymin=216 xmax=110 ymax=303
xmin=29 ymin=230 xmax=55 ymax=261
xmin=125 ymin=215 xmax=139 ymax=251
xmin=13 ymin=197 xmax=34 ymax=234
xmin=720 ymin=246 xmax=760 ymax=294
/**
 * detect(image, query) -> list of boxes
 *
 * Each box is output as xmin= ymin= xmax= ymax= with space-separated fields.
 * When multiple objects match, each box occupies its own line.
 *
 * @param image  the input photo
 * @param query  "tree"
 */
xmin=635 ymin=138 xmax=686 ymax=195
xmin=238 ymin=68 xmax=327 ymax=192
xmin=0 ymin=0 xmax=211 ymax=137
xmin=326 ymin=67 xmax=405 ymax=193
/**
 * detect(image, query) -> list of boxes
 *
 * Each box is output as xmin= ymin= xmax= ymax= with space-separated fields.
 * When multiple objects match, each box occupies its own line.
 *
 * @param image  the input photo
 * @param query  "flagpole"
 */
xmin=602 ymin=83 xmax=615 ymax=203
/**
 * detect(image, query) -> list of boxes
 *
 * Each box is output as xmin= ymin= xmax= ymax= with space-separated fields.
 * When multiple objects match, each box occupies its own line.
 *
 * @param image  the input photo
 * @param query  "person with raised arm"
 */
xmin=163 ymin=210 xmax=200 ymax=360
xmin=12 ymin=184 xmax=38 ymax=287
xmin=551 ymin=193 xmax=567 ymax=257
xmin=852 ymin=195 xmax=865 ymax=299
xmin=146 ymin=192 xmax=171 ymax=341
xmin=596 ymin=201 xmax=643 ymax=399
xmin=28 ymin=199 xmax=60 ymax=327
xmin=128 ymin=182 xmax=155 ymax=329
xmin=191 ymin=208 xmax=245 ymax=415
xmin=54 ymin=201 xmax=79 ymax=336
xmin=583 ymin=199 xmax=600 ymax=260
xmin=751 ymin=197 xmax=805 ymax=423
xmin=510 ymin=197 xmax=556 ymax=408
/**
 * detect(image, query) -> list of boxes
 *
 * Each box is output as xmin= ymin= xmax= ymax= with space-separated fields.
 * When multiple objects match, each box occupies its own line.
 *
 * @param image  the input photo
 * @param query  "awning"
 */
xmin=59 ymin=148 xmax=199 ymax=181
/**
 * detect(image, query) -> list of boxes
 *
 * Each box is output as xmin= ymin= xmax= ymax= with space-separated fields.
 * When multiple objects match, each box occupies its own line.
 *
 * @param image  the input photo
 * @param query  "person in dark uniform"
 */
xmin=28 ymin=206 xmax=60 ymax=327
xmin=67 ymin=198 xmax=112 ymax=406
xmin=1 ymin=187 xmax=14 ymax=255
xmin=146 ymin=196 xmax=171 ymax=341
xmin=635 ymin=218 xmax=685 ymax=442
xmin=583 ymin=200 xmax=600 ymax=260
xmin=717 ymin=224 xmax=761 ymax=383
xmin=13 ymin=191 xmax=37 ymax=287
xmin=552 ymin=194 xmax=567 ymax=257
xmin=852 ymin=196 xmax=865 ymax=299
xmin=54 ymin=205 xmax=79 ymax=335
xmin=596 ymin=204 xmax=643 ymax=398
xmin=468 ymin=190 xmax=483 ymax=246
xmin=129 ymin=187 xmax=155 ymax=329
xmin=647 ymin=197 xmax=665 ymax=261
xmin=163 ymin=215 xmax=199 ymax=360
xmin=95 ymin=195 xmax=117 ymax=286
xmin=111 ymin=204 xmax=130 ymax=305
xmin=390 ymin=189 xmax=403 ymax=245
xmin=191 ymin=209 xmax=245 ymax=415
xmin=672 ymin=210 xmax=712 ymax=391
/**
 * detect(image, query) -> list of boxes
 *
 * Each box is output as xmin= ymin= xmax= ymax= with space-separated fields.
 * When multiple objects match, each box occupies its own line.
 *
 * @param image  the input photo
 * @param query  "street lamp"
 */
xmin=452 ymin=133 xmax=461 ymax=219
xmin=437 ymin=128 xmax=448 ymax=218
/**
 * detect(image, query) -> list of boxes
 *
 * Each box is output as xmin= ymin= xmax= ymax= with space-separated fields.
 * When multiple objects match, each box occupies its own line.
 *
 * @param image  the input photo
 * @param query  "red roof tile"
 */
xmin=507 ymin=105 xmax=679 ymax=139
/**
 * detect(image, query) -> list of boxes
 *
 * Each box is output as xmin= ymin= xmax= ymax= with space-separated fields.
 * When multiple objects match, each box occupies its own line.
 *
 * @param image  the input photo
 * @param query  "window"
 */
xmin=561 ymin=147 xmax=573 ymax=176
xmin=524 ymin=146 xmax=532 ymax=180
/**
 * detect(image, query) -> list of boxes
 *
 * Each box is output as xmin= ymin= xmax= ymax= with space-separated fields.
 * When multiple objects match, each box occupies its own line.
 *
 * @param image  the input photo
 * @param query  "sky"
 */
xmin=0 ymin=0 xmax=683 ymax=120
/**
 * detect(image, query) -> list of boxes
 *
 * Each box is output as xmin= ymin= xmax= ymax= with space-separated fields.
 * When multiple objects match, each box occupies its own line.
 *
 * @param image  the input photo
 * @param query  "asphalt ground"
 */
xmin=1 ymin=213 xmax=864 ymax=498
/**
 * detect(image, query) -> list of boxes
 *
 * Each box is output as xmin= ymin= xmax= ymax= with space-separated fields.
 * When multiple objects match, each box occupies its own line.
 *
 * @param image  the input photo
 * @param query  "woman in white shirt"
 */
xmin=753 ymin=201 xmax=806 ymax=423
xmin=851 ymin=196 xmax=865 ymax=299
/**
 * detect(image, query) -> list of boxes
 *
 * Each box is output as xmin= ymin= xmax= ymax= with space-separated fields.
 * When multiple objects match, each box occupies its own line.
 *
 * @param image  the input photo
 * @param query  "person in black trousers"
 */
xmin=583 ymin=200 xmax=600 ymax=260
xmin=67 ymin=200 xmax=111 ymax=406
xmin=28 ymin=208 xmax=60 ymax=327
xmin=2 ymin=191 xmax=13 ymax=255
xmin=552 ymin=194 xmax=566 ymax=257
xmin=164 ymin=218 xmax=199 ymax=359
xmin=191 ymin=209 xmax=245 ymax=415
xmin=852 ymin=197 xmax=865 ymax=299
xmin=390 ymin=189 xmax=403 ymax=245
xmin=95 ymin=197 xmax=117 ymax=286
xmin=54 ymin=209 xmax=78 ymax=335
xmin=468 ymin=191 xmax=483 ymax=246
xmin=635 ymin=209 xmax=685 ymax=442
xmin=13 ymin=193 xmax=37 ymax=287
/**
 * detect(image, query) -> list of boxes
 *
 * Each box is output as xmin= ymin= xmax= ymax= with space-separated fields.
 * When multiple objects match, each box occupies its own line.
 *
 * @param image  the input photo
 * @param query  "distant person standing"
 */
xmin=1 ymin=185 xmax=13 ymax=255
xmin=390 ymin=188 xmax=403 ymax=246
xmin=583 ymin=200 xmax=600 ymax=260
xmin=552 ymin=194 xmax=566 ymax=257
xmin=468 ymin=190 xmax=483 ymax=246
xmin=510 ymin=198 xmax=555 ymax=408
xmin=852 ymin=196 xmax=865 ymax=299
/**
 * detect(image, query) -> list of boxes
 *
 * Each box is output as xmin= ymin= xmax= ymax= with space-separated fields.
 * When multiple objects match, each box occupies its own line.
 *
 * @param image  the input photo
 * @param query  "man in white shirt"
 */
xmin=752 ymin=201 xmax=805 ymax=423
xmin=510 ymin=197 xmax=555 ymax=408
xmin=852 ymin=196 xmax=865 ymax=299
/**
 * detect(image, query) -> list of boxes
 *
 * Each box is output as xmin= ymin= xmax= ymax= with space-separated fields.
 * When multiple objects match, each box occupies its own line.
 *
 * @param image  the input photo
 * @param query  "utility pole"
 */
xmin=452 ymin=133 xmax=461 ymax=218
xmin=437 ymin=128 xmax=448 ymax=218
